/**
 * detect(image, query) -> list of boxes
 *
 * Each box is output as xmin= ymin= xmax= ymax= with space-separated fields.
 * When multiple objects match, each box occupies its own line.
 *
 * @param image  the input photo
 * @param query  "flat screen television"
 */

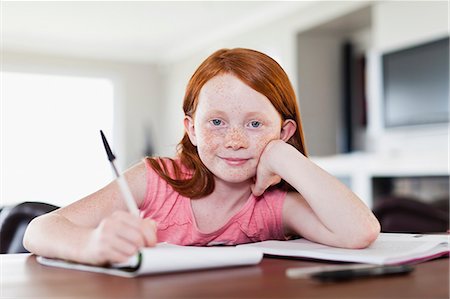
xmin=382 ymin=37 xmax=449 ymax=127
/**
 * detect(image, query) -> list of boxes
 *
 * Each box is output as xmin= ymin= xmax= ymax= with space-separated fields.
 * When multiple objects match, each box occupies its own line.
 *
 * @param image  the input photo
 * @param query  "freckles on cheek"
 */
xmin=198 ymin=130 xmax=220 ymax=152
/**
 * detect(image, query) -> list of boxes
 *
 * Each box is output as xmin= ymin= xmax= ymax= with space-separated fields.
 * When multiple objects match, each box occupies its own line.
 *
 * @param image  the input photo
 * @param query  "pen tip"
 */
xmin=100 ymin=130 xmax=115 ymax=162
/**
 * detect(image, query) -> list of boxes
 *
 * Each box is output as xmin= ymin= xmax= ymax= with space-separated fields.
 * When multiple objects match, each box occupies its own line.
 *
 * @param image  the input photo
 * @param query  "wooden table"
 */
xmin=1 ymin=254 xmax=449 ymax=298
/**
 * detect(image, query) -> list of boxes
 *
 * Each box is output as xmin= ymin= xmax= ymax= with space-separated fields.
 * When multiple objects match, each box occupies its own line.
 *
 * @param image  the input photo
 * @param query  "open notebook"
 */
xmin=37 ymin=233 xmax=449 ymax=277
xmin=239 ymin=233 xmax=449 ymax=265
xmin=37 ymin=243 xmax=263 ymax=278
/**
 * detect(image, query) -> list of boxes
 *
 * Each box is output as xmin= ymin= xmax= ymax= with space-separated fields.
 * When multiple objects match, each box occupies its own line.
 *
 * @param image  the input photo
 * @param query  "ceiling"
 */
xmin=2 ymin=1 xmax=313 ymax=64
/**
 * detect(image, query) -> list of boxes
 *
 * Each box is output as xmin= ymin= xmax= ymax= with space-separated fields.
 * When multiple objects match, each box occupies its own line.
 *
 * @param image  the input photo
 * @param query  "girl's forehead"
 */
xmin=197 ymin=74 xmax=277 ymax=113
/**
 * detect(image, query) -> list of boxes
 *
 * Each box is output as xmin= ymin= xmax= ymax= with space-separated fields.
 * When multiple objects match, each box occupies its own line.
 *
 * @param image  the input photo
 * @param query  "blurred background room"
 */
xmin=1 ymin=1 xmax=449 ymax=247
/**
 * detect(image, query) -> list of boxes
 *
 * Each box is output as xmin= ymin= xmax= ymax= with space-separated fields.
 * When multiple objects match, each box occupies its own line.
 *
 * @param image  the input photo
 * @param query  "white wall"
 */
xmin=3 ymin=52 xmax=162 ymax=169
xmin=297 ymin=34 xmax=343 ymax=156
xmin=373 ymin=1 xmax=448 ymax=52
xmin=156 ymin=55 xmax=207 ymax=156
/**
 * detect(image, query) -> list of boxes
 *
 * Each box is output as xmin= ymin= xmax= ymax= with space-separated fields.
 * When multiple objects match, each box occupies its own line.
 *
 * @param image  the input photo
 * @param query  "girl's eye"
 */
xmin=211 ymin=119 xmax=223 ymax=126
xmin=249 ymin=121 xmax=262 ymax=128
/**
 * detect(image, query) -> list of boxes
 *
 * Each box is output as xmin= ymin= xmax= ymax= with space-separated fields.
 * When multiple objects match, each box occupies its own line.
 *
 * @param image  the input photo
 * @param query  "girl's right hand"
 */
xmin=82 ymin=211 xmax=157 ymax=265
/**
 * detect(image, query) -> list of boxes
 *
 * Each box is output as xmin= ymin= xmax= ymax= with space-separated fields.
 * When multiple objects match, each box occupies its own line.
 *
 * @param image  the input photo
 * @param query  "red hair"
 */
xmin=148 ymin=48 xmax=307 ymax=198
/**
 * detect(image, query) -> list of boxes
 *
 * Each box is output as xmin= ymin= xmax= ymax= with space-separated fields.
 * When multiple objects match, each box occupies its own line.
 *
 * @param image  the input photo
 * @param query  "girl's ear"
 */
xmin=184 ymin=116 xmax=197 ymax=146
xmin=280 ymin=119 xmax=297 ymax=142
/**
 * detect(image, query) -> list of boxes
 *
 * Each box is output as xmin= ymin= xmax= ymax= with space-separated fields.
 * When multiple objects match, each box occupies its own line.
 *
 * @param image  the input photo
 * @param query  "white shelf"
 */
xmin=311 ymin=151 xmax=449 ymax=208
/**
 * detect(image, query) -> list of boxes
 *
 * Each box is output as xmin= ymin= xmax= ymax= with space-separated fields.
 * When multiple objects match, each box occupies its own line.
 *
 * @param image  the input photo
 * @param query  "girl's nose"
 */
xmin=224 ymin=127 xmax=249 ymax=150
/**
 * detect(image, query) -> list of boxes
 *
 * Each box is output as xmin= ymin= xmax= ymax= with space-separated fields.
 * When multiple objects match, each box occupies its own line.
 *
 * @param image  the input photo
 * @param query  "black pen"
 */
xmin=311 ymin=265 xmax=414 ymax=282
xmin=100 ymin=130 xmax=140 ymax=216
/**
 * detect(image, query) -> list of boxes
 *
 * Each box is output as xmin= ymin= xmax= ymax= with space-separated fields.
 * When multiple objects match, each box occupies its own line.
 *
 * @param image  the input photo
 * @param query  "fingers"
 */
xmin=112 ymin=212 xmax=146 ymax=248
xmin=251 ymin=181 xmax=273 ymax=197
xmin=108 ymin=237 xmax=142 ymax=263
xmin=111 ymin=211 xmax=159 ymax=249
xmin=251 ymin=183 xmax=264 ymax=197
xmin=254 ymin=144 xmax=282 ymax=197
xmin=90 ymin=211 xmax=158 ymax=264
xmin=252 ymin=175 xmax=282 ymax=197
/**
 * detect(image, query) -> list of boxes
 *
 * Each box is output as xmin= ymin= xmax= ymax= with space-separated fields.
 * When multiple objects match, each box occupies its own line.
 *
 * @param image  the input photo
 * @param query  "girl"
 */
xmin=24 ymin=48 xmax=380 ymax=266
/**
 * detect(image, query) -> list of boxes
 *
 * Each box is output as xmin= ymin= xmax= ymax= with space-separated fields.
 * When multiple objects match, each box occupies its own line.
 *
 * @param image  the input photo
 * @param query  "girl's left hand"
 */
xmin=251 ymin=140 xmax=285 ymax=197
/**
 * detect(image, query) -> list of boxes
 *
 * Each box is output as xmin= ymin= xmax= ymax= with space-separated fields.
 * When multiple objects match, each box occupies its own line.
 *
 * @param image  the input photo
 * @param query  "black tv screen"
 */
xmin=382 ymin=37 xmax=449 ymax=127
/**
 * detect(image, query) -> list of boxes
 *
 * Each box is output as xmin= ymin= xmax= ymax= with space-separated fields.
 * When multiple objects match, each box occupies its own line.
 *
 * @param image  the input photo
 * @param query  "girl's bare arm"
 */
xmin=23 ymin=162 xmax=157 ymax=265
xmin=253 ymin=140 xmax=380 ymax=248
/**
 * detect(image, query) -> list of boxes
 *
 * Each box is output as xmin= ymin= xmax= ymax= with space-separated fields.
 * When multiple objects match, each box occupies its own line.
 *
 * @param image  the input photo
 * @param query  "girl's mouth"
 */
xmin=221 ymin=157 xmax=249 ymax=166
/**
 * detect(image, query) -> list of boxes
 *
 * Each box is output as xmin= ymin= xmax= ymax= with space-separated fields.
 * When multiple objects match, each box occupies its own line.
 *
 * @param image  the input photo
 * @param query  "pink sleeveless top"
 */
xmin=139 ymin=158 xmax=287 ymax=246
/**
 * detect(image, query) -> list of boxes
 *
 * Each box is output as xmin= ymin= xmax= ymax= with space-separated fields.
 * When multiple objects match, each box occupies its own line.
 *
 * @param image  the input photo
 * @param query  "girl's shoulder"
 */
xmin=284 ymin=191 xmax=305 ymax=204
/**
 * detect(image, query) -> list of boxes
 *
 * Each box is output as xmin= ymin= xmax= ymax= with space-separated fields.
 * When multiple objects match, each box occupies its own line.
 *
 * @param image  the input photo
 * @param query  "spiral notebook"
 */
xmin=37 ymin=243 xmax=263 ymax=278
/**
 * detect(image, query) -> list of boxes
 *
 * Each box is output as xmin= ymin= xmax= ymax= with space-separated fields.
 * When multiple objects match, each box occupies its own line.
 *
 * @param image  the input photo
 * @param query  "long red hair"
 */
xmin=147 ymin=48 xmax=307 ymax=198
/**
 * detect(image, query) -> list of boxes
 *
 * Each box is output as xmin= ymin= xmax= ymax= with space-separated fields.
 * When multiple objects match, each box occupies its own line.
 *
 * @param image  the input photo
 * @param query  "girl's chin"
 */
xmin=207 ymin=162 xmax=257 ymax=183
xmin=215 ymin=173 xmax=255 ymax=184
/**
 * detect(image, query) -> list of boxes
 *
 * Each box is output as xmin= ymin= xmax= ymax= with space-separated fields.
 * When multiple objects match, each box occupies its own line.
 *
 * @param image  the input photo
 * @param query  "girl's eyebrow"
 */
xmin=244 ymin=111 xmax=268 ymax=119
xmin=204 ymin=109 xmax=227 ymax=117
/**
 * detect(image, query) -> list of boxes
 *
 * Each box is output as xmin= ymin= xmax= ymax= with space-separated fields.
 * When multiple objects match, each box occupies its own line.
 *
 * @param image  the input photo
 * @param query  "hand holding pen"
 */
xmin=80 ymin=131 xmax=157 ymax=265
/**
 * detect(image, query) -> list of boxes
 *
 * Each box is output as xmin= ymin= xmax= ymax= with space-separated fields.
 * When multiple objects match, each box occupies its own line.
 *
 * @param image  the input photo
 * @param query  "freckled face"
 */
xmin=188 ymin=74 xmax=282 ymax=184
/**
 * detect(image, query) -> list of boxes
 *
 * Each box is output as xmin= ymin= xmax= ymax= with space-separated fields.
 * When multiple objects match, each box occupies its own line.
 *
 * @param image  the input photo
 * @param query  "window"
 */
xmin=1 ymin=72 xmax=114 ymax=207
